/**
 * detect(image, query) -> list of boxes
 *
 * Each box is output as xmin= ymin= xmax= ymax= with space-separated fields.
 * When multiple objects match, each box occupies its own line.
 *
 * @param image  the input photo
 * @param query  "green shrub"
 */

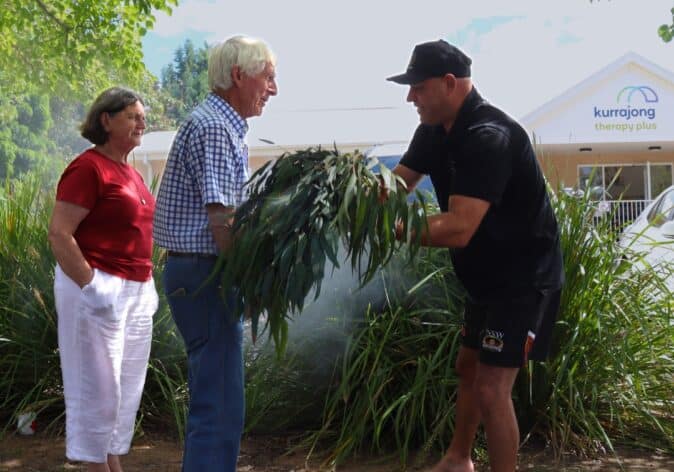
xmin=0 ymin=174 xmax=188 ymax=438
xmin=0 ymin=173 xmax=671 ymax=467
xmin=304 ymin=188 xmax=674 ymax=466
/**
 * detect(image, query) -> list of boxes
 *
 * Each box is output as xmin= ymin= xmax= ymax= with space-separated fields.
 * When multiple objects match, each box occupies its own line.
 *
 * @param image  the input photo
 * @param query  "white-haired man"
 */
xmin=154 ymin=35 xmax=277 ymax=472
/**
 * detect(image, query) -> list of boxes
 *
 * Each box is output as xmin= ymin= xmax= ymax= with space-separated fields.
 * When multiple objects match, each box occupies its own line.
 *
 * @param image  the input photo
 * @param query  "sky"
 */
xmin=141 ymin=0 xmax=674 ymax=145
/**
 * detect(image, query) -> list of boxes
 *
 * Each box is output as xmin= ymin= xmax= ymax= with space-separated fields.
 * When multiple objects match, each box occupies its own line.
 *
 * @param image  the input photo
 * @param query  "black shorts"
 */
xmin=461 ymin=288 xmax=561 ymax=368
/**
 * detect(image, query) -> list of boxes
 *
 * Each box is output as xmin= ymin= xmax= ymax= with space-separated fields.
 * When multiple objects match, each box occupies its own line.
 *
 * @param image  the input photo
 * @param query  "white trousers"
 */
xmin=54 ymin=265 xmax=158 ymax=463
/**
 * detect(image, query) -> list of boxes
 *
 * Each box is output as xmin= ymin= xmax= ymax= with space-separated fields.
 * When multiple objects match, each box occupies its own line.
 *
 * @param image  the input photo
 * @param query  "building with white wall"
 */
xmin=521 ymin=52 xmax=674 ymax=202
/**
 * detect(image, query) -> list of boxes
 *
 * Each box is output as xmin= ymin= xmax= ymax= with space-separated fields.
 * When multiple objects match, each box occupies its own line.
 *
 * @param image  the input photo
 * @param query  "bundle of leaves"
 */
xmin=220 ymin=148 xmax=428 ymax=353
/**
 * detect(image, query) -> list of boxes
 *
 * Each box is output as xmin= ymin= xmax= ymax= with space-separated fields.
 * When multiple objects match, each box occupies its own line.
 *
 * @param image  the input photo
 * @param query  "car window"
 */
xmin=647 ymin=189 xmax=674 ymax=227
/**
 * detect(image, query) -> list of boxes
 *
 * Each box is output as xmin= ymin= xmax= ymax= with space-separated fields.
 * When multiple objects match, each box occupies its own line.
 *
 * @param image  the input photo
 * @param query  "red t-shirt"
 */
xmin=56 ymin=149 xmax=155 ymax=281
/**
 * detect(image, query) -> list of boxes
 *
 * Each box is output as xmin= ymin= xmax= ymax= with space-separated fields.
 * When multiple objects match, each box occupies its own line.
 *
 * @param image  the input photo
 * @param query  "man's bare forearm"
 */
xmin=206 ymin=203 xmax=236 ymax=254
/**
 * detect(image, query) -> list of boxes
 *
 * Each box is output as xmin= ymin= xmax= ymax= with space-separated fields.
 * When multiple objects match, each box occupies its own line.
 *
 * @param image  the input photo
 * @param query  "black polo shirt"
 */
xmin=400 ymin=88 xmax=563 ymax=299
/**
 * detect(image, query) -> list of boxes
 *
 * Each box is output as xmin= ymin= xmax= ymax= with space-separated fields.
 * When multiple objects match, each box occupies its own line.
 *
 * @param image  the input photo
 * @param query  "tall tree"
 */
xmin=0 ymin=0 xmax=177 ymax=179
xmin=0 ymin=0 xmax=176 ymax=99
xmin=160 ymin=39 xmax=209 ymax=123
xmin=47 ymin=97 xmax=88 ymax=159
xmin=0 ymin=94 xmax=62 ymax=180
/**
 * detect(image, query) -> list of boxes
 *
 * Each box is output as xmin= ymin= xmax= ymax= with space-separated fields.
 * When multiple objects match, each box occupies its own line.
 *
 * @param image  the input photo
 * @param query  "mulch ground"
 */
xmin=1 ymin=432 xmax=672 ymax=471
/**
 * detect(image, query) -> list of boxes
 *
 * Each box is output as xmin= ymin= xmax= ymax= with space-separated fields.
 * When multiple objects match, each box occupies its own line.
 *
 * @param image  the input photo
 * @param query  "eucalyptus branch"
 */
xmin=220 ymin=148 xmax=428 ymax=356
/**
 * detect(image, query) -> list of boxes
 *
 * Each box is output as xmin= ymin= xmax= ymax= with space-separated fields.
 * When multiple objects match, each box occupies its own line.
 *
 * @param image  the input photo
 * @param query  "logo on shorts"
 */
xmin=481 ymin=329 xmax=504 ymax=352
xmin=523 ymin=330 xmax=536 ymax=363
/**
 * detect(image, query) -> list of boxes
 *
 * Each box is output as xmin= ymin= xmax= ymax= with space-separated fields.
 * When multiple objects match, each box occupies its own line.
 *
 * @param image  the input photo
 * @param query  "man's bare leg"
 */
xmin=430 ymin=347 xmax=480 ymax=472
xmin=475 ymin=364 xmax=520 ymax=472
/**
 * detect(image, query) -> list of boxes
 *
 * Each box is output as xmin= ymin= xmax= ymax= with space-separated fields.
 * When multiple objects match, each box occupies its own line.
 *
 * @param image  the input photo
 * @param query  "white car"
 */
xmin=619 ymin=185 xmax=674 ymax=291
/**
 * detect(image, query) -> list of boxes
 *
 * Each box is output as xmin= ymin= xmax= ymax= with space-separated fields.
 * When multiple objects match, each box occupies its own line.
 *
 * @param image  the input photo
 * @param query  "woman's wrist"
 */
xmin=79 ymin=268 xmax=95 ymax=288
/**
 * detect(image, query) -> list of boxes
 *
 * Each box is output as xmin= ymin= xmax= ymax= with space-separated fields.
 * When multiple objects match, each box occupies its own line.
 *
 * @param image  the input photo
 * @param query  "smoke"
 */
xmin=243 ymin=243 xmax=416 ymax=372
xmin=240 ymin=243 xmax=458 ymax=432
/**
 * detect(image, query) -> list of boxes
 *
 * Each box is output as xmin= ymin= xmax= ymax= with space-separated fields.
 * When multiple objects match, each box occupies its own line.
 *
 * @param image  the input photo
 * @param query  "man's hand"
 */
xmin=377 ymin=174 xmax=389 ymax=203
xmin=394 ymin=218 xmax=406 ymax=241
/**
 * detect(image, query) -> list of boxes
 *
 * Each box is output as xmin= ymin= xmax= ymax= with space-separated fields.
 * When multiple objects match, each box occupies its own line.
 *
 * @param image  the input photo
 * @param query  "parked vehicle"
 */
xmin=619 ymin=185 xmax=674 ymax=290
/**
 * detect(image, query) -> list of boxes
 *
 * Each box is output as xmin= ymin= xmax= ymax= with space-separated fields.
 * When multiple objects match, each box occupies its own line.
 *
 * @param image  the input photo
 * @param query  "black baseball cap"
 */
xmin=387 ymin=39 xmax=472 ymax=85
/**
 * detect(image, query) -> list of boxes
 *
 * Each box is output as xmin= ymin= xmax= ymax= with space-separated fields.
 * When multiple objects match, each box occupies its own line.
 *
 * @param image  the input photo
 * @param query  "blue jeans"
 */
xmin=163 ymin=256 xmax=244 ymax=472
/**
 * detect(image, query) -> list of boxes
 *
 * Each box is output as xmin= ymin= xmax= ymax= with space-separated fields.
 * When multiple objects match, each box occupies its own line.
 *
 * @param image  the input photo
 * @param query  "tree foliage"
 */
xmin=160 ymin=39 xmax=210 ymax=124
xmin=658 ymin=7 xmax=674 ymax=42
xmin=0 ymin=0 xmax=180 ymax=179
xmin=0 ymin=94 xmax=63 ymax=181
xmin=47 ymin=97 xmax=89 ymax=160
xmin=0 ymin=87 xmax=178 ymax=182
xmin=0 ymin=0 xmax=177 ymax=178
xmin=0 ymin=0 xmax=177 ymax=98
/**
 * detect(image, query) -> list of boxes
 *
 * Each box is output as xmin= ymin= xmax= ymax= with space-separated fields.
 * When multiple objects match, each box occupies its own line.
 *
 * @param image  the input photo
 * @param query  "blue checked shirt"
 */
xmin=153 ymin=93 xmax=249 ymax=254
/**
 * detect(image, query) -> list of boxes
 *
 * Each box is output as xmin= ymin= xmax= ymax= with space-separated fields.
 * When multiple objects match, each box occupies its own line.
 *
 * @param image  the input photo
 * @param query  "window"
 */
xmin=578 ymin=163 xmax=673 ymax=201
xmin=578 ymin=166 xmax=604 ymax=200
xmin=651 ymin=165 xmax=673 ymax=198
xmin=604 ymin=165 xmax=645 ymax=199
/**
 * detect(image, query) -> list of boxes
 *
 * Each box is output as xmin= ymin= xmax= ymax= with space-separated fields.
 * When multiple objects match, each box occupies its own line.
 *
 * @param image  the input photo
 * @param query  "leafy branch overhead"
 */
xmin=658 ymin=7 xmax=674 ymax=42
xmin=0 ymin=0 xmax=177 ymax=98
xmin=219 ymin=148 xmax=428 ymax=355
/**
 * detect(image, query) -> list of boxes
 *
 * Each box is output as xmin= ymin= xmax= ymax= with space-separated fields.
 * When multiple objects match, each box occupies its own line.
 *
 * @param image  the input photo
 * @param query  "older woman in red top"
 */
xmin=48 ymin=87 xmax=158 ymax=472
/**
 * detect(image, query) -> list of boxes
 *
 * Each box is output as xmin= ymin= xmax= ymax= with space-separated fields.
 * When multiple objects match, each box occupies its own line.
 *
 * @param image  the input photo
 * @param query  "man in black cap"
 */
xmin=386 ymin=40 xmax=564 ymax=472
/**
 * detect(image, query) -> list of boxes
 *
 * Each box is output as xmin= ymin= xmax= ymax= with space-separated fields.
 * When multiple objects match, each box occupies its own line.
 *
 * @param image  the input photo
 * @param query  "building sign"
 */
xmin=522 ymin=56 xmax=674 ymax=144
xmin=593 ymin=85 xmax=658 ymax=133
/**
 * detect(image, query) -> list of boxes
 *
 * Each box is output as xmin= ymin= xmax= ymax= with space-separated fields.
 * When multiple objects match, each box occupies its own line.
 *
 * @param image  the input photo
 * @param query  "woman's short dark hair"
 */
xmin=80 ymin=87 xmax=144 ymax=145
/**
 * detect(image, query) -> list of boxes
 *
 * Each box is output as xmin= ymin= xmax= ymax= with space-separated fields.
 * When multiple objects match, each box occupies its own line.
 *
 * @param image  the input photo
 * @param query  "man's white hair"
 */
xmin=208 ymin=35 xmax=276 ymax=92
